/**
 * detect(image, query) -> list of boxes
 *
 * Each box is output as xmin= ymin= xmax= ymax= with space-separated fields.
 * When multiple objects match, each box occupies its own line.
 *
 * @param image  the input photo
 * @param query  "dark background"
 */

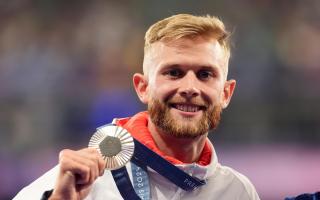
xmin=1 ymin=1 xmax=319 ymax=199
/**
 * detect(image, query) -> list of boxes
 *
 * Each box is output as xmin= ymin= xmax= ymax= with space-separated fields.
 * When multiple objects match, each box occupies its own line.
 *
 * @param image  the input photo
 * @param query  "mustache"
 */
xmin=165 ymin=96 xmax=209 ymax=108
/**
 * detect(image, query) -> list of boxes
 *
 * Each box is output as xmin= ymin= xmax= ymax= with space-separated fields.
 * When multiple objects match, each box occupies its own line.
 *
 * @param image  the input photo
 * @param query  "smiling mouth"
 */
xmin=170 ymin=103 xmax=206 ymax=112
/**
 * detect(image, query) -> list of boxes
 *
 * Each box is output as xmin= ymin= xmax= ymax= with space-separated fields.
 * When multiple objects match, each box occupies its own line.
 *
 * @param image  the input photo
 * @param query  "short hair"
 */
xmin=144 ymin=14 xmax=231 ymax=61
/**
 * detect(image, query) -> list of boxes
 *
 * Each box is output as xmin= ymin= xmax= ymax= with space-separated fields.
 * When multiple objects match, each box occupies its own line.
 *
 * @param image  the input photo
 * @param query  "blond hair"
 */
xmin=144 ymin=13 xmax=231 ymax=59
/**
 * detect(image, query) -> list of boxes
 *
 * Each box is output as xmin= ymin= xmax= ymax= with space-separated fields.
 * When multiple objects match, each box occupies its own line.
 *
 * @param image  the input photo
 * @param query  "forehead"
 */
xmin=144 ymin=37 xmax=228 ymax=76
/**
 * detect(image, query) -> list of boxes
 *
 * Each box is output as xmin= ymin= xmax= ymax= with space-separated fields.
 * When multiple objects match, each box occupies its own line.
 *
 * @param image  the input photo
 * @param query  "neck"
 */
xmin=148 ymin=119 xmax=207 ymax=164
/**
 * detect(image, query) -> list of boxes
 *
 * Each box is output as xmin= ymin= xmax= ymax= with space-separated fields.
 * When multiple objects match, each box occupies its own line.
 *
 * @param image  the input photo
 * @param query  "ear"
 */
xmin=133 ymin=73 xmax=149 ymax=104
xmin=221 ymin=79 xmax=236 ymax=109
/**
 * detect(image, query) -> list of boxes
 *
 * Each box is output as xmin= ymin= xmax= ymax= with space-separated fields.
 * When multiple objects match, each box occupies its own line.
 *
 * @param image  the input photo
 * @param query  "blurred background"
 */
xmin=1 ymin=0 xmax=319 ymax=199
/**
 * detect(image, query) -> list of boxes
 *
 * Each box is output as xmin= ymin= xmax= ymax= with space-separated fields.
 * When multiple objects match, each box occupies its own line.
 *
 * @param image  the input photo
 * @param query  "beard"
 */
xmin=148 ymin=97 xmax=222 ymax=138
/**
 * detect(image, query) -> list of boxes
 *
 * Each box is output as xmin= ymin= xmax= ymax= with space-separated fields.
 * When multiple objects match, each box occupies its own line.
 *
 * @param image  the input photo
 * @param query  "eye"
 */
xmin=197 ymin=70 xmax=213 ymax=80
xmin=164 ymin=68 xmax=183 ymax=78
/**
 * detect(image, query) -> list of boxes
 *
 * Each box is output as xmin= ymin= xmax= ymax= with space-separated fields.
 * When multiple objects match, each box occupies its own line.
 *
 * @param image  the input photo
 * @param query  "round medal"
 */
xmin=88 ymin=125 xmax=134 ymax=170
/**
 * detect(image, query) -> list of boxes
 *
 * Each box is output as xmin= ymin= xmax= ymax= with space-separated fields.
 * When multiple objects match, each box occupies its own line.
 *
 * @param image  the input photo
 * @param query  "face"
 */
xmin=134 ymin=37 xmax=235 ymax=138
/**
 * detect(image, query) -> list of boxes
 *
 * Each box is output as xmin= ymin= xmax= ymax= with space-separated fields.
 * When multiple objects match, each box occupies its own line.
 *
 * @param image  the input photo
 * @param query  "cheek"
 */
xmin=204 ymin=84 xmax=224 ymax=104
xmin=150 ymin=80 xmax=176 ymax=100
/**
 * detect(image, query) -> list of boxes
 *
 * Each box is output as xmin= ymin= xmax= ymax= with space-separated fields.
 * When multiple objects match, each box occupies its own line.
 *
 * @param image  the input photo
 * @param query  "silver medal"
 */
xmin=88 ymin=125 xmax=134 ymax=170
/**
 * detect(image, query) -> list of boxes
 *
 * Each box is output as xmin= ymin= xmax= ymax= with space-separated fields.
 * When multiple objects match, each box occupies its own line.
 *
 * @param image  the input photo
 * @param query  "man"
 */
xmin=285 ymin=192 xmax=320 ymax=200
xmin=14 ymin=14 xmax=260 ymax=200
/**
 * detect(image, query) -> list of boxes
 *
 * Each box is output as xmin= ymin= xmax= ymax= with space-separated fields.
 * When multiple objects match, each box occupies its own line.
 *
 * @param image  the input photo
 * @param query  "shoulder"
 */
xmin=213 ymin=164 xmax=260 ymax=200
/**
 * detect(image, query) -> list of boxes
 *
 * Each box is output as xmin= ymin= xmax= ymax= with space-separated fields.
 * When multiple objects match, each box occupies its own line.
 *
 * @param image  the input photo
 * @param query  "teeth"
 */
xmin=176 ymin=104 xmax=199 ymax=112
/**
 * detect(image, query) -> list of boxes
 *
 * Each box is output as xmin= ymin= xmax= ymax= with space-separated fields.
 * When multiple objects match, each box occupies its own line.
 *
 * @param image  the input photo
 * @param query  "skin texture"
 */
xmin=133 ymin=37 xmax=236 ymax=163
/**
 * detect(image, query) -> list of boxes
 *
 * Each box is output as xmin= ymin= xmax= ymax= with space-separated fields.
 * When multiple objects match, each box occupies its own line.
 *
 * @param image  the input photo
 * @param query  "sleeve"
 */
xmin=225 ymin=166 xmax=261 ymax=200
xmin=13 ymin=165 xmax=59 ymax=200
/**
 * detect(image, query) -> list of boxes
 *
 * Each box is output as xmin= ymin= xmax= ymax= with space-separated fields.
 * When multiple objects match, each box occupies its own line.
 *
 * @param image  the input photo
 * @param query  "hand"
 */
xmin=49 ymin=148 xmax=105 ymax=200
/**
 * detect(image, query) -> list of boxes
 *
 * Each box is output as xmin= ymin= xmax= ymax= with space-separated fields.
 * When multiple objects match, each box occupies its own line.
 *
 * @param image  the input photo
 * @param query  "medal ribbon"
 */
xmin=111 ymin=167 xmax=141 ymax=200
xmin=132 ymin=138 xmax=206 ymax=190
xmin=111 ymin=138 xmax=206 ymax=200
xmin=131 ymin=160 xmax=150 ymax=200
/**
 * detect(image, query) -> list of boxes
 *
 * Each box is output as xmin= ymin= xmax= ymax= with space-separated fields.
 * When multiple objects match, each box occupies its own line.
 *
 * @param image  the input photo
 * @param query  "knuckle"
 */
xmin=59 ymin=156 xmax=69 ymax=167
xmin=89 ymin=148 xmax=99 ymax=155
xmin=88 ymin=178 xmax=95 ymax=185
xmin=87 ymin=160 xmax=95 ymax=169
xmin=84 ymin=166 xmax=90 ymax=174
xmin=59 ymin=149 xmax=71 ymax=158
xmin=89 ymin=153 xmax=100 ymax=163
xmin=99 ymin=158 xmax=106 ymax=166
xmin=59 ymin=156 xmax=66 ymax=164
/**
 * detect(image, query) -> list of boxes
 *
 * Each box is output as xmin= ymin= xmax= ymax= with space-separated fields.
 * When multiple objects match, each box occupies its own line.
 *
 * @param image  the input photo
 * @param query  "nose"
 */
xmin=178 ymin=71 xmax=200 ymax=99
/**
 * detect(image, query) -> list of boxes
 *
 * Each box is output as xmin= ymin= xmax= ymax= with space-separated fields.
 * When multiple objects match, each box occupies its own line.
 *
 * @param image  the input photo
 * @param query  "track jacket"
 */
xmin=14 ymin=112 xmax=260 ymax=200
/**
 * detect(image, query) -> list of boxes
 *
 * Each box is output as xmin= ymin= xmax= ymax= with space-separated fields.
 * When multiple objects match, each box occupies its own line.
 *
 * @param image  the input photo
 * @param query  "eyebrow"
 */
xmin=160 ymin=63 xmax=220 ymax=72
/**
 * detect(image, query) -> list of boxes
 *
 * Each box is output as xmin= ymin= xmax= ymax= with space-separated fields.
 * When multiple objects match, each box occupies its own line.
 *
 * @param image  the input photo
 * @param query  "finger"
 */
xmin=59 ymin=148 xmax=103 ymax=185
xmin=98 ymin=156 xmax=106 ymax=176
xmin=79 ymin=148 xmax=105 ymax=177
xmin=77 ymin=148 xmax=103 ymax=181
xmin=59 ymin=155 xmax=91 ymax=185
xmin=59 ymin=149 xmax=94 ymax=185
xmin=85 ymin=148 xmax=106 ymax=176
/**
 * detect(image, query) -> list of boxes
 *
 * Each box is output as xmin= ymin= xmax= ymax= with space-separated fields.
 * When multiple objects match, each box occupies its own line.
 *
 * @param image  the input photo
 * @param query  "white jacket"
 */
xmin=14 ymin=140 xmax=260 ymax=200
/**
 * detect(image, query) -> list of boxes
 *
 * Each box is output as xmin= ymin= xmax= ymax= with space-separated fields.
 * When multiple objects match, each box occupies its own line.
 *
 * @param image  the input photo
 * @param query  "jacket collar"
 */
xmin=114 ymin=111 xmax=218 ymax=179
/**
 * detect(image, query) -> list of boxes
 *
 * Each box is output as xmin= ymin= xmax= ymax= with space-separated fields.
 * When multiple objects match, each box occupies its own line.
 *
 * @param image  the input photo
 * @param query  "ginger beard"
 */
xmin=148 ymin=97 xmax=222 ymax=138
